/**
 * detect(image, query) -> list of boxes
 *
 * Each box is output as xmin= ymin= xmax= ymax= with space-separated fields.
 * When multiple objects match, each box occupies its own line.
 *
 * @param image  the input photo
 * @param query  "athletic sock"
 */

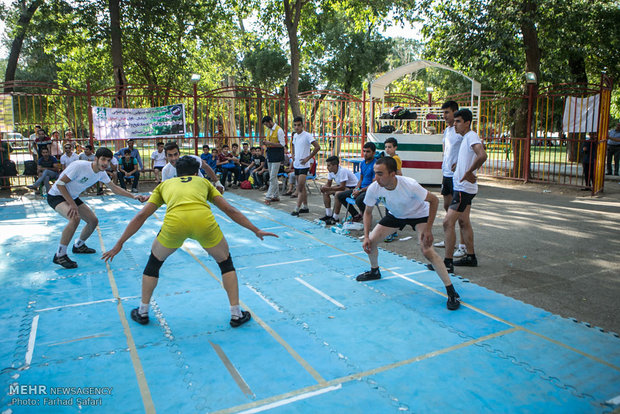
xmin=302 ymin=203 xmax=308 ymax=209
xmin=445 ymin=284 xmax=456 ymax=297
xmin=230 ymin=305 xmax=242 ymax=319
xmin=326 ymin=208 xmax=333 ymax=216
xmin=332 ymin=213 xmax=339 ymax=220
xmin=74 ymin=238 xmax=85 ymax=248
xmin=57 ymin=244 xmax=68 ymax=257
xmin=459 ymin=243 xmax=466 ymax=250
xmin=139 ymin=302 xmax=149 ymax=316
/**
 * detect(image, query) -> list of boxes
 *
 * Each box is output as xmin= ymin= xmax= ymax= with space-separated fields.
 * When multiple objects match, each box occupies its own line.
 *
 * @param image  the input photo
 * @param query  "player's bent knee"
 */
xmin=143 ymin=252 xmax=164 ymax=278
xmin=218 ymin=254 xmax=235 ymax=274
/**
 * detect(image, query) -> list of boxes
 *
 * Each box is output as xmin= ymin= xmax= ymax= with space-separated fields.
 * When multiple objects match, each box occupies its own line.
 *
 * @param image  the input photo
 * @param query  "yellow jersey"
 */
xmin=148 ymin=175 xmax=221 ymax=213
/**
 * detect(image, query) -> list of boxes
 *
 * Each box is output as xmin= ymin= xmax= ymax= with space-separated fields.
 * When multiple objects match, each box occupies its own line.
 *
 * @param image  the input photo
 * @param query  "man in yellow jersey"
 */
xmin=102 ymin=156 xmax=278 ymax=327
xmin=261 ymin=115 xmax=286 ymax=204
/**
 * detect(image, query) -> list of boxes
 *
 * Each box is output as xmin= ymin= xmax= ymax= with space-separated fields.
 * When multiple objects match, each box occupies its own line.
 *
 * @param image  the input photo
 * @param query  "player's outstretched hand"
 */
xmin=101 ymin=243 xmax=122 ymax=262
xmin=255 ymin=230 xmax=278 ymax=240
xmin=135 ymin=195 xmax=149 ymax=202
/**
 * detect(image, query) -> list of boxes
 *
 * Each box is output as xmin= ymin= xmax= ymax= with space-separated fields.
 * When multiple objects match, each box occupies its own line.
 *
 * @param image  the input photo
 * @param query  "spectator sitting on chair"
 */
xmin=244 ymin=147 xmax=261 ymax=180
xmin=336 ymin=142 xmax=377 ymax=222
xmin=79 ymin=145 xmax=95 ymax=162
xmin=60 ymin=143 xmax=80 ymax=171
xmin=217 ymin=145 xmax=241 ymax=188
xmin=251 ymin=149 xmax=269 ymax=190
xmin=151 ymin=142 xmax=166 ymax=183
xmin=114 ymin=138 xmax=144 ymax=173
xmin=319 ymin=155 xmax=358 ymax=225
xmin=29 ymin=147 xmax=60 ymax=193
xmin=239 ymin=142 xmax=253 ymax=181
xmin=200 ymin=144 xmax=213 ymax=177
xmin=118 ymin=149 xmax=140 ymax=192
xmin=208 ymin=148 xmax=219 ymax=172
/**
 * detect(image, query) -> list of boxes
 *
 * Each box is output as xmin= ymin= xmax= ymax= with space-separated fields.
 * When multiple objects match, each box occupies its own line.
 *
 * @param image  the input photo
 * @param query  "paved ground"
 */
xmin=4 ymin=175 xmax=619 ymax=336
xmin=222 ymin=176 xmax=620 ymax=335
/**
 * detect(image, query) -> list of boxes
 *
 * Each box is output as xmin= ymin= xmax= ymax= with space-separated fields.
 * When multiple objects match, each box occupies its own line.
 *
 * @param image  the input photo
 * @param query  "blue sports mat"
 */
xmin=1 ymin=193 xmax=619 ymax=413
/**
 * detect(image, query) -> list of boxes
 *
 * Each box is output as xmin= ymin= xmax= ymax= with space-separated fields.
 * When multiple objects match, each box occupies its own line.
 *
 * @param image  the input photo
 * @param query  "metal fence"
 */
xmin=0 ymin=77 xmax=613 ymax=193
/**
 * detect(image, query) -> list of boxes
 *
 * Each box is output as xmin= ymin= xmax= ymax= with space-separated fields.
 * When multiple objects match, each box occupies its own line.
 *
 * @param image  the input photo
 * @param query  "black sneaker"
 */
xmin=53 ymin=254 xmax=78 ymax=269
xmin=230 ymin=310 xmax=251 ymax=327
xmin=454 ymin=255 xmax=478 ymax=267
xmin=298 ymin=208 xmax=309 ymax=214
xmin=427 ymin=260 xmax=454 ymax=274
xmin=356 ymin=269 xmax=381 ymax=281
xmin=319 ymin=215 xmax=331 ymax=221
xmin=72 ymin=244 xmax=96 ymax=254
xmin=131 ymin=308 xmax=149 ymax=325
xmin=324 ymin=217 xmax=338 ymax=225
xmin=291 ymin=210 xmax=300 ymax=216
xmin=447 ymin=293 xmax=461 ymax=311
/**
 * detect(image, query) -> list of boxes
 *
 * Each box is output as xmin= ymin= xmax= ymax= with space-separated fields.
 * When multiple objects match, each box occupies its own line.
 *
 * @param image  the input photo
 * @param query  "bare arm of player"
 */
xmin=461 ymin=143 xmax=488 ymax=184
xmin=105 ymin=180 xmax=149 ymax=202
xmin=101 ymin=202 xmax=159 ymax=262
xmin=212 ymin=196 xmax=278 ymax=240
xmin=420 ymin=191 xmax=439 ymax=249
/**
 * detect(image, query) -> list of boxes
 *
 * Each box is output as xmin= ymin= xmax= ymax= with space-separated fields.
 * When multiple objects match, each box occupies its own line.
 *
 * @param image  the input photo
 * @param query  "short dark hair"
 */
xmin=211 ymin=148 xmax=218 ymax=152
xmin=454 ymin=108 xmax=473 ymax=123
xmin=262 ymin=115 xmax=272 ymax=124
xmin=202 ymin=144 xmax=210 ymax=149
xmin=157 ymin=142 xmax=164 ymax=146
xmin=40 ymin=147 xmax=49 ymax=153
xmin=164 ymin=142 xmax=179 ymax=154
xmin=363 ymin=142 xmax=376 ymax=152
xmin=95 ymin=148 xmax=114 ymax=159
xmin=123 ymin=149 xmax=131 ymax=155
xmin=293 ymin=116 xmax=303 ymax=124
xmin=222 ymin=144 xmax=229 ymax=149
xmin=232 ymin=143 xmax=238 ymax=148
xmin=384 ymin=137 xmax=398 ymax=147
xmin=176 ymin=155 xmax=200 ymax=176
xmin=242 ymin=142 xmax=249 ymax=146
xmin=376 ymin=156 xmax=397 ymax=173
xmin=326 ymin=155 xmax=339 ymax=165
xmin=441 ymin=100 xmax=459 ymax=111
xmin=85 ymin=144 xmax=93 ymax=150
xmin=127 ymin=139 xmax=134 ymax=143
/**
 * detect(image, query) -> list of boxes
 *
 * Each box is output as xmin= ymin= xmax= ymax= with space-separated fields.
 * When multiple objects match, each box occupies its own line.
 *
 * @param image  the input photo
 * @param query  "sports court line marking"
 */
xmin=181 ymin=246 xmax=326 ymax=385
xmin=237 ymin=384 xmax=342 ymax=414
xmin=261 ymin=226 xmax=286 ymax=231
xmin=225 ymin=197 xmax=620 ymax=373
xmin=46 ymin=333 xmax=109 ymax=346
xmin=245 ymin=284 xmax=284 ymax=313
xmin=35 ymin=296 xmax=140 ymax=312
xmin=96 ymin=227 xmax=156 ymax=414
xmin=606 ymin=394 xmax=620 ymax=405
xmin=25 ymin=315 xmax=39 ymax=365
xmin=210 ymin=340 xmax=255 ymax=399
xmin=214 ymin=213 xmax=232 ymax=223
xmin=327 ymin=251 xmax=364 ymax=258
xmin=256 ymin=258 xmax=312 ymax=268
xmin=295 ymin=277 xmax=346 ymax=309
xmin=213 ymin=328 xmax=517 ymax=414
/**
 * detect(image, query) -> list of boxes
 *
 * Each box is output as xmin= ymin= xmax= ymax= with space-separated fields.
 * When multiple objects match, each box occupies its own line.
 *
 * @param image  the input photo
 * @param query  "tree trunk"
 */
xmin=4 ymin=0 xmax=42 ymax=92
xmin=283 ymin=0 xmax=305 ymax=119
xmin=109 ymin=0 xmax=127 ymax=108
xmin=512 ymin=0 xmax=541 ymax=179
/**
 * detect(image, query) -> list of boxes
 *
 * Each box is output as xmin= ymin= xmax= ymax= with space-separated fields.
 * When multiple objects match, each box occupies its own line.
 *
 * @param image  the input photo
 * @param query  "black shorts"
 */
xmin=47 ymin=194 xmax=83 ymax=210
xmin=379 ymin=212 xmax=428 ymax=230
xmin=441 ymin=176 xmax=454 ymax=196
xmin=154 ymin=166 xmax=164 ymax=171
xmin=449 ymin=191 xmax=476 ymax=212
xmin=295 ymin=168 xmax=310 ymax=176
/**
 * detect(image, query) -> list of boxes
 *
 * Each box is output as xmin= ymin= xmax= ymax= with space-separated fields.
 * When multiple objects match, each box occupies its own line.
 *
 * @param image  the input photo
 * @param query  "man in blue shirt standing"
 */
xmin=336 ymin=142 xmax=376 ymax=222
xmin=114 ymin=138 xmax=144 ymax=183
xmin=606 ymin=122 xmax=620 ymax=176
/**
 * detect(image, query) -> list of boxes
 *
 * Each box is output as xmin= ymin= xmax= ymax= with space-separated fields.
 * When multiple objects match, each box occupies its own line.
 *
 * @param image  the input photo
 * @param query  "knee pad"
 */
xmin=143 ymin=252 xmax=164 ymax=278
xmin=217 ymin=254 xmax=235 ymax=274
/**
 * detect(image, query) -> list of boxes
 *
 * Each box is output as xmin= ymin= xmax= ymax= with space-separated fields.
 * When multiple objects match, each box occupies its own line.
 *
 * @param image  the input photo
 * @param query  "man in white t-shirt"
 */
xmin=432 ymin=101 xmax=467 ymax=258
xmin=60 ymin=143 xmax=80 ymax=170
xmin=151 ymin=142 xmax=166 ymax=183
xmin=442 ymin=108 xmax=487 ymax=270
xmin=356 ymin=157 xmax=460 ymax=310
xmin=47 ymin=148 xmax=149 ymax=268
xmin=160 ymin=142 xmax=224 ymax=192
xmin=290 ymin=116 xmax=320 ymax=216
xmin=319 ymin=155 xmax=357 ymax=225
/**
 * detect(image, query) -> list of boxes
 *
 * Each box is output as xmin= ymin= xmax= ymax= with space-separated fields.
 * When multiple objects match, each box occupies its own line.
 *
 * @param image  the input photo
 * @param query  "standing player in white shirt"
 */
xmin=319 ymin=155 xmax=358 ymax=225
xmin=356 ymin=156 xmax=461 ymax=310
xmin=47 ymin=148 xmax=149 ymax=268
xmin=290 ymin=116 xmax=320 ymax=216
xmin=160 ymin=142 xmax=225 ymax=193
xmin=443 ymin=109 xmax=487 ymax=269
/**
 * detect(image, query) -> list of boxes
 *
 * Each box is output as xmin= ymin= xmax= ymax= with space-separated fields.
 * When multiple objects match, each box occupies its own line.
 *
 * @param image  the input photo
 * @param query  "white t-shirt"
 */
xmin=292 ymin=131 xmax=316 ymax=169
xmin=48 ymin=160 xmax=111 ymax=199
xmin=151 ymin=150 xmax=166 ymax=168
xmin=328 ymin=166 xmax=358 ymax=187
xmin=162 ymin=155 xmax=204 ymax=181
xmin=442 ymin=126 xmax=462 ymax=178
xmin=364 ymin=175 xmax=429 ymax=219
xmin=60 ymin=152 xmax=80 ymax=168
xmin=453 ymin=130 xmax=483 ymax=194
xmin=107 ymin=157 xmax=119 ymax=171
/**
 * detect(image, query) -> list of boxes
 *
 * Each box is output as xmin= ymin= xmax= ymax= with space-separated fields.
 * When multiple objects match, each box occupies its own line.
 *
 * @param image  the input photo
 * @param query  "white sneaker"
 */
xmin=433 ymin=240 xmax=445 ymax=248
xmin=454 ymin=246 xmax=467 ymax=258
